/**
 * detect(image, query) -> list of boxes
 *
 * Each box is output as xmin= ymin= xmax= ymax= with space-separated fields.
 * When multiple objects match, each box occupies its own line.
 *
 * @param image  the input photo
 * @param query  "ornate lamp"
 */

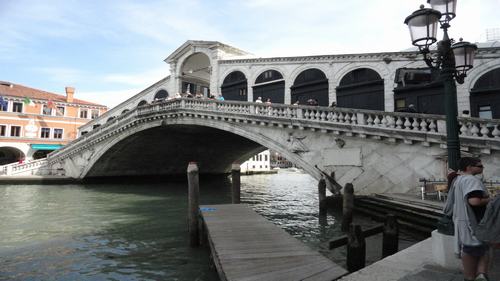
xmin=428 ymin=0 xmax=457 ymax=23
xmin=452 ymin=39 xmax=478 ymax=82
xmin=404 ymin=2 xmax=477 ymax=173
xmin=404 ymin=5 xmax=441 ymax=50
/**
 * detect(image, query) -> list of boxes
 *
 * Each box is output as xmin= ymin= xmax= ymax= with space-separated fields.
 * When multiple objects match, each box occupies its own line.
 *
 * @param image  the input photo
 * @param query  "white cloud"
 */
xmin=102 ymin=68 xmax=170 ymax=87
xmin=78 ymin=88 xmax=144 ymax=108
xmin=32 ymin=67 xmax=85 ymax=85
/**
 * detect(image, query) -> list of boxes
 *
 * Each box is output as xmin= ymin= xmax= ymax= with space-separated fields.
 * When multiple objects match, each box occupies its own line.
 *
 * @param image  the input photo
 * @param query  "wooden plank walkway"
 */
xmin=200 ymin=204 xmax=347 ymax=281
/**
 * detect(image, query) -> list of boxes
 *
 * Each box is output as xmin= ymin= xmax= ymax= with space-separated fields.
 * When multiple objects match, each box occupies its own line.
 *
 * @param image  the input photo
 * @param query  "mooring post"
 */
xmin=347 ymin=224 xmax=366 ymax=272
xmin=187 ymin=162 xmax=200 ymax=247
xmin=231 ymin=163 xmax=241 ymax=204
xmin=318 ymin=177 xmax=327 ymax=218
xmin=382 ymin=214 xmax=399 ymax=258
xmin=341 ymin=183 xmax=354 ymax=232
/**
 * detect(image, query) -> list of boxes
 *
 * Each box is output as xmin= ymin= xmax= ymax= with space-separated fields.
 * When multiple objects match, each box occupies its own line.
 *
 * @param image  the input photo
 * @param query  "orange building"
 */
xmin=0 ymin=81 xmax=107 ymax=164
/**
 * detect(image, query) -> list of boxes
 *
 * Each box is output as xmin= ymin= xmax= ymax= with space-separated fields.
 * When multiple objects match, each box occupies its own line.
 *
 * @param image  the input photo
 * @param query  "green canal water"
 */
xmin=0 ymin=172 xmax=421 ymax=280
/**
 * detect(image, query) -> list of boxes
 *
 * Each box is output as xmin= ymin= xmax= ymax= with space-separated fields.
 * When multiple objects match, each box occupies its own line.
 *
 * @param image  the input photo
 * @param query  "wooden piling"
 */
xmin=231 ymin=163 xmax=241 ymax=204
xmin=318 ymin=178 xmax=327 ymax=217
xmin=187 ymin=162 xmax=200 ymax=247
xmin=382 ymin=214 xmax=399 ymax=258
xmin=341 ymin=183 xmax=354 ymax=232
xmin=346 ymin=224 xmax=366 ymax=272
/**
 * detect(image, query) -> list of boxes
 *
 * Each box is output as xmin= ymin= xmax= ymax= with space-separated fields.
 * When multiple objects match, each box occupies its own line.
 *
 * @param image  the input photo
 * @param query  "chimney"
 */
xmin=65 ymin=87 xmax=75 ymax=103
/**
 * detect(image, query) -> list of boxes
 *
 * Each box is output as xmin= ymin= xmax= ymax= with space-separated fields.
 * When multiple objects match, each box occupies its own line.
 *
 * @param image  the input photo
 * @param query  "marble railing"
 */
xmin=49 ymin=98 xmax=500 ymax=161
xmin=0 ymin=159 xmax=48 ymax=175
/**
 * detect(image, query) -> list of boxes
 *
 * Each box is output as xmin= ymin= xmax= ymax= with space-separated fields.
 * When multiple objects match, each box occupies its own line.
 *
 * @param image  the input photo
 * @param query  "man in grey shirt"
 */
xmin=451 ymin=157 xmax=491 ymax=281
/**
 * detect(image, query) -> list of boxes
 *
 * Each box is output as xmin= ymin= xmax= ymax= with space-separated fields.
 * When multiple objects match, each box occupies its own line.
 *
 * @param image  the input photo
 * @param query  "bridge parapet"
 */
xmin=48 ymin=98 xmax=500 ymax=165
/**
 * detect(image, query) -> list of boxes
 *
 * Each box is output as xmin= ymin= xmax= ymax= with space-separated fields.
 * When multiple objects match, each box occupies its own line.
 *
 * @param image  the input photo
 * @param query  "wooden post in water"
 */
xmin=382 ymin=214 xmax=399 ymax=258
xmin=318 ymin=178 xmax=327 ymax=218
xmin=231 ymin=163 xmax=241 ymax=204
xmin=187 ymin=162 xmax=200 ymax=247
xmin=347 ymin=224 xmax=366 ymax=272
xmin=341 ymin=183 xmax=354 ymax=232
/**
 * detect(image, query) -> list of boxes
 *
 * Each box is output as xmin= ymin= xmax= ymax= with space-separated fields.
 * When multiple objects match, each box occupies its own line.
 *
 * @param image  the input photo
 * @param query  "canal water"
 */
xmin=0 ymin=171 xmax=421 ymax=281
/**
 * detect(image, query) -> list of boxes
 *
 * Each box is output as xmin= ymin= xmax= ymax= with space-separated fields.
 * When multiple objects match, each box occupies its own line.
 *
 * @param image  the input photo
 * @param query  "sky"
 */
xmin=1 ymin=0 xmax=499 ymax=108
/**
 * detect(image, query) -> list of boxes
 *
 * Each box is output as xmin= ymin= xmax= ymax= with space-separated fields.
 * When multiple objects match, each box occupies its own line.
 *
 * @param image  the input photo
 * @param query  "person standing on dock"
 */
xmin=450 ymin=157 xmax=491 ymax=281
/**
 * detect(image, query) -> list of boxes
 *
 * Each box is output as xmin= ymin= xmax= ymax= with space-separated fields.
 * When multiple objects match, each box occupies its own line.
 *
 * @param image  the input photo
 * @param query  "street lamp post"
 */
xmin=404 ymin=0 xmax=477 ymax=171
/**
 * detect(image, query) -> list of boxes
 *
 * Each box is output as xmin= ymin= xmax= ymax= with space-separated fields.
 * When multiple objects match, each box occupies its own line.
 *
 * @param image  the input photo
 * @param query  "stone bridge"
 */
xmin=47 ymin=99 xmax=500 ymax=194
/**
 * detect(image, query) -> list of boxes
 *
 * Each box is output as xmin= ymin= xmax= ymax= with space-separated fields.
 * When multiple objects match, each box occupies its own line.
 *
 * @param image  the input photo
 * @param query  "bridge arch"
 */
xmin=469 ymin=66 xmax=500 ymax=118
xmin=221 ymin=70 xmax=248 ymax=101
xmin=252 ymin=69 xmax=285 ymax=104
xmin=336 ymin=68 xmax=384 ymax=110
xmin=154 ymin=89 xmax=169 ymax=101
xmin=0 ymin=146 xmax=25 ymax=165
xmin=290 ymin=68 xmax=329 ymax=106
xmin=78 ymin=118 xmax=314 ymax=179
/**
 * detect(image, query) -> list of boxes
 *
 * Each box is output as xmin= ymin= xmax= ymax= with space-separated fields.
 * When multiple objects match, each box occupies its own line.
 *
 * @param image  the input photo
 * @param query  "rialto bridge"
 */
xmin=45 ymin=99 xmax=500 ymax=194
xmin=79 ymin=39 xmax=500 ymax=135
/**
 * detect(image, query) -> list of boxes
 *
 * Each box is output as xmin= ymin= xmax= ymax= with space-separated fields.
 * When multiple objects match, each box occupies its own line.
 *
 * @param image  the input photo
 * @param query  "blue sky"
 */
xmin=1 ymin=0 xmax=499 ymax=107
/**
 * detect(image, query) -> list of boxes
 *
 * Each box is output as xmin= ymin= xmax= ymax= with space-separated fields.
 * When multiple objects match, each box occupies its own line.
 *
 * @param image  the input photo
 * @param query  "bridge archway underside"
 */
xmin=85 ymin=125 xmax=263 ymax=178
xmin=48 ymin=99 xmax=500 ymax=193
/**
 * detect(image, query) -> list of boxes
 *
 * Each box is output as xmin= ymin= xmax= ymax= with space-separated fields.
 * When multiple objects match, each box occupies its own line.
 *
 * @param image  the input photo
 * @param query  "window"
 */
xmin=53 ymin=128 xmax=63 ymax=139
xmin=0 ymin=125 xmax=6 ymax=136
xmin=43 ymin=105 xmax=52 ymax=115
xmin=10 ymin=126 xmax=21 ymax=137
xmin=0 ymin=100 xmax=7 ymax=111
xmin=479 ymin=105 xmax=493 ymax=119
xmin=395 ymin=99 xmax=406 ymax=111
xmin=92 ymin=124 xmax=101 ymax=129
xmin=91 ymin=109 xmax=100 ymax=119
xmin=80 ymin=109 xmax=88 ymax=119
xmin=202 ymin=87 xmax=210 ymax=97
xmin=56 ymin=106 xmax=65 ymax=116
xmin=264 ymin=70 xmax=275 ymax=79
xmin=12 ymin=102 xmax=23 ymax=113
xmin=265 ymin=155 xmax=268 ymax=161
xmin=41 ymin=128 xmax=51 ymax=138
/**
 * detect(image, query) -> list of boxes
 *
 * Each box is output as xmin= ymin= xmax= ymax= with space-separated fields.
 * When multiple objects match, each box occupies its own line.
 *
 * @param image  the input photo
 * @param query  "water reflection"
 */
xmin=0 ymin=183 xmax=221 ymax=281
xmin=0 ymin=172 xmax=419 ymax=280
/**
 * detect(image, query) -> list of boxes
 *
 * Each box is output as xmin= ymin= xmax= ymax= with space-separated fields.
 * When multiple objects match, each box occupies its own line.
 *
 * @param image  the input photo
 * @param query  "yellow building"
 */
xmin=0 ymin=81 xmax=107 ymax=164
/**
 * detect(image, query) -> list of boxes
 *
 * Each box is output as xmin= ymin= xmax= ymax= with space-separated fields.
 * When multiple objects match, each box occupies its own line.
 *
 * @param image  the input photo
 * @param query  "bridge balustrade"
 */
xmin=48 ymin=98 xmax=500 ymax=162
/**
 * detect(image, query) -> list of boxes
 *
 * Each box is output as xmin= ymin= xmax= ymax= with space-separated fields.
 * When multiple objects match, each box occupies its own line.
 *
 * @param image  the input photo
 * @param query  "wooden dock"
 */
xmin=200 ymin=204 xmax=347 ymax=281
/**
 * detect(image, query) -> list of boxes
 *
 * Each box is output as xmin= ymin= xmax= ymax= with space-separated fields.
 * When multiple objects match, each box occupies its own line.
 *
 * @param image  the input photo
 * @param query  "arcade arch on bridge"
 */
xmin=291 ymin=68 xmax=329 ymax=106
xmin=221 ymin=71 xmax=248 ymax=101
xmin=393 ymin=67 xmax=444 ymax=114
xmin=253 ymin=70 xmax=285 ymax=104
xmin=180 ymin=52 xmax=211 ymax=96
xmin=336 ymin=68 xmax=384 ymax=110
xmin=154 ymin=89 xmax=169 ymax=101
xmin=470 ymin=67 xmax=500 ymax=119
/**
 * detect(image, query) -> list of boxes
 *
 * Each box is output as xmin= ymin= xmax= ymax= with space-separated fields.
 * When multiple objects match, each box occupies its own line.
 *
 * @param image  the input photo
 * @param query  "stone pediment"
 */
xmin=164 ymin=40 xmax=252 ymax=63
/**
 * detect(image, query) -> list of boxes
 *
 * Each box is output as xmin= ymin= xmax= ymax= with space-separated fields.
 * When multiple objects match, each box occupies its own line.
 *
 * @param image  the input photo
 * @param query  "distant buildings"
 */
xmin=240 ymin=150 xmax=295 ymax=173
xmin=240 ymin=150 xmax=271 ymax=173
xmin=0 ymin=82 xmax=107 ymax=164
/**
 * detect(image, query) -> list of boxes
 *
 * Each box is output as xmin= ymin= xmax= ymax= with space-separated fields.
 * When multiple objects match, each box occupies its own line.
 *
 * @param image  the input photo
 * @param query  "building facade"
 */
xmin=0 ymin=82 xmax=107 ymax=164
xmin=240 ymin=150 xmax=272 ymax=173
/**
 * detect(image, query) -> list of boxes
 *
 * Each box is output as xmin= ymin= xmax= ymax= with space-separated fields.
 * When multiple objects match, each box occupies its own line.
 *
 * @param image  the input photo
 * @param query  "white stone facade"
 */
xmin=79 ymin=40 xmax=500 ymax=134
xmin=240 ymin=150 xmax=271 ymax=173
